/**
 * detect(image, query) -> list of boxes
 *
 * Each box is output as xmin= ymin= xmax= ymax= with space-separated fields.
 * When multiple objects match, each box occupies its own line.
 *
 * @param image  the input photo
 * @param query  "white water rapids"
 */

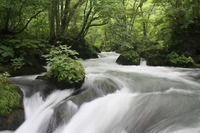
xmin=1 ymin=52 xmax=200 ymax=133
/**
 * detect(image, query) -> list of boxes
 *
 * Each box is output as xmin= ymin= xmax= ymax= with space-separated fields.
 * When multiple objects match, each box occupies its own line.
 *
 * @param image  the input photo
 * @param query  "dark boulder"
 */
xmin=11 ymin=64 xmax=46 ymax=76
xmin=0 ymin=109 xmax=24 ymax=130
xmin=36 ymin=75 xmax=84 ymax=90
xmin=116 ymin=51 xmax=140 ymax=65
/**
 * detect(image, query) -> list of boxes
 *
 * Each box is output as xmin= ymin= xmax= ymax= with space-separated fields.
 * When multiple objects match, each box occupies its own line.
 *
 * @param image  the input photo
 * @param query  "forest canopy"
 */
xmin=0 ymin=0 xmax=200 ymax=69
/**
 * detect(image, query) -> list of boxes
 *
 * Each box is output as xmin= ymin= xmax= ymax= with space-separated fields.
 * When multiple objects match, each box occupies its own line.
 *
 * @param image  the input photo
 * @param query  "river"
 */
xmin=1 ymin=52 xmax=200 ymax=133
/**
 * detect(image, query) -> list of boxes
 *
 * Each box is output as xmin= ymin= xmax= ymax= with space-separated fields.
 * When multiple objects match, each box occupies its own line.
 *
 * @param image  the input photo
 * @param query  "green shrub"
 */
xmin=0 ymin=73 xmax=22 ymax=116
xmin=0 ymin=39 xmax=48 ymax=72
xmin=0 ymin=72 xmax=10 ymax=83
xmin=11 ymin=57 xmax=25 ymax=71
xmin=167 ymin=52 xmax=195 ymax=67
xmin=44 ymin=45 xmax=85 ymax=86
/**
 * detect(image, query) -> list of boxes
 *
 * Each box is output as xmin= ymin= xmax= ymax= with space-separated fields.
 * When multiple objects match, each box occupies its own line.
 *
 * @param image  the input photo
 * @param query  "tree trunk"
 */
xmin=55 ymin=0 xmax=60 ymax=37
xmin=48 ymin=1 xmax=56 ymax=45
xmin=61 ymin=0 xmax=71 ymax=33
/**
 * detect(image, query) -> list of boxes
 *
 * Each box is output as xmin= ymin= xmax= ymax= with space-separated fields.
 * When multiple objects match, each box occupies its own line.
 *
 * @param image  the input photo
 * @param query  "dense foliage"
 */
xmin=0 ymin=0 xmax=200 ymax=72
xmin=167 ymin=52 xmax=195 ymax=68
xmin=0 ymin=39 xmax=47 ymax=75
xmin=44 ymin=45 xmax=85 ymax=88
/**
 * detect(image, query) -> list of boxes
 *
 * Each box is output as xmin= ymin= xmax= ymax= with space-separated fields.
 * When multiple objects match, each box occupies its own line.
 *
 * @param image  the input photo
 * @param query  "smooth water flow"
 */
xmin=140 ymin=58 xmax=147 ymax=66
xmin=1 ymin=52 xmax=200 ymax=133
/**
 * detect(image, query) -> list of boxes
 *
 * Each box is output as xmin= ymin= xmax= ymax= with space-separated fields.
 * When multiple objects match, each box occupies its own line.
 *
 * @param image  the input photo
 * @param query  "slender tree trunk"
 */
xmin=130 ymin=0 xmax=143 ymax=32
xmin=55 ymin=0 xmax=60 ymax=37
xmin=48 ymin=2 xmax=56 ymax=45
xmin=78 ymin=0 xmax=92 ymax=38
xmin=61 ymin=0 xmax=71 ymax=33
xmin=61 ymin=0 xmax=64 ymax=19
xmin=5 ymin=11 xmax=10 ymax=33
xmin=142 ymin=4 xmax=155 ymax=39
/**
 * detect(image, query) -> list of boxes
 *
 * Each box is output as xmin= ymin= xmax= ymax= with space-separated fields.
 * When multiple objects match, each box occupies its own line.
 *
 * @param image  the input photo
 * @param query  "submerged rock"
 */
xmin=0 ymin=109 xmax=24 ymax=131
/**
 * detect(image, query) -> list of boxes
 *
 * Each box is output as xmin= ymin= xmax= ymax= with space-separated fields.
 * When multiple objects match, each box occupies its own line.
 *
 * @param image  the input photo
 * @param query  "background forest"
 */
xmin=1 ymin=0 xmax=200 ymax=75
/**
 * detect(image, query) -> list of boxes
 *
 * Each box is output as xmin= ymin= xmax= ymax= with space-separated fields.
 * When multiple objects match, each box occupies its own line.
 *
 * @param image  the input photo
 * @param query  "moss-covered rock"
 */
xmin=0 ymin=73 xmax=24 ymax=130
xmin=139 ymin=47 xmax=199 ymax=68
xmin=116 ymin=51 xmax=140 ymax=65
xmin=0 ymin=82 xmax=22 ymax=116
xmin=0 ymin=109 xmax=24 ymax=130
xmin=45 ymin=59 xmax=85 ymax=89
xmin=43 ymin=45 xmax=85 ymax=89
xmin=139 ymin=46 xmax=169 ymax=66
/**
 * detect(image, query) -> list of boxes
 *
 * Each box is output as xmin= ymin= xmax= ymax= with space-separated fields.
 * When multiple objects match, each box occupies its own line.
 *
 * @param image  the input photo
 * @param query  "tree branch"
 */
xmin=11 ymin=0 xmax=27 ymax=32
xmin=12 ymin=0 xmax=27 ymax=31
xmin=77 ymin=0 xmax=93 ymax=37
xmin=13 ymin=10 xmax=44 ymax=34
xmin=89 ymin=21 xmax=108 ymax=27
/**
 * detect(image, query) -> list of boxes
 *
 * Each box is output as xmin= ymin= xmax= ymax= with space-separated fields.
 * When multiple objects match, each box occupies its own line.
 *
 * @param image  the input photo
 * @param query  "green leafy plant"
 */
xmin=0 ymin=45 xmax=14 ymax=59
xmin=11 ymin=57 xmax=25 ymax=71
xmin=0 ymin=72 xmax=10 ymax=83
xmin=167 ymin=52 xmax=195 ymax=67
xmin=44 ymin=45 xmax=85 ymax=85
xmin=0 ymin=39 xmax=48 ymax=75
xmin=0 ymin=39 xmax=47 ymax=63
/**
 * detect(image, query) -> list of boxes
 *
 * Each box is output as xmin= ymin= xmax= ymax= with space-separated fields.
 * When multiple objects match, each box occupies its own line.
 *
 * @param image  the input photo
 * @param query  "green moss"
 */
xmin=0 ymin=78 xmax=22 ymax=117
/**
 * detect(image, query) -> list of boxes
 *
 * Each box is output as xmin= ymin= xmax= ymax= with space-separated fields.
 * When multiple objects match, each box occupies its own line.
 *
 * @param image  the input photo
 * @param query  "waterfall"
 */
xmin=1 ymin=52 xmax=200 ymax=133
xmin=140 ymin=58 xmax=147 ymax=66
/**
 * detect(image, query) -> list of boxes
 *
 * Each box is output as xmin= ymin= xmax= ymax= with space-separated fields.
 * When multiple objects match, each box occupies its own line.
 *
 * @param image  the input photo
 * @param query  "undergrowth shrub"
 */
xmin=0 ymin=39 xmax=48 ymax=71
xmin=44 ymin=45 xmax=85 ymax=86
xmin=167 ymin=52 xmax=195 ymax=67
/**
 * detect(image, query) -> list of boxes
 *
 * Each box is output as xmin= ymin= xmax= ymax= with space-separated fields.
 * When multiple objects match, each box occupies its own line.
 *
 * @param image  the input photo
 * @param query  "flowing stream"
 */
xmin=1 ymin=52 xmax=200 ymax=133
